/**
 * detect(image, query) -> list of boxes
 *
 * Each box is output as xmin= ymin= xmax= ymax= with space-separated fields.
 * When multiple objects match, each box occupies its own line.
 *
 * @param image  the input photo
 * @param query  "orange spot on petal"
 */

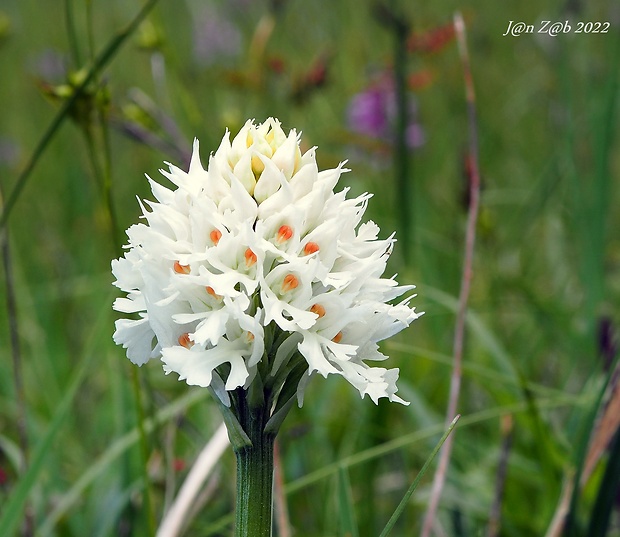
xmin=303 ymin=242 xmax=320 ymax=255
xmin=332 ymin=331 xmax=343 ymax=344
xmin=178 ymin=333 xmax=193 ymax=349
xmin=244 ymin=248 xmax=257 ymax=267
xmin=277 ymin=225 xmax=294 ymax=243
xmin=210 ymin=229 xmax=222 ymax=245
xmin=281 ymin=274 xmax=299 ymax=293
xmin=173 ymin=261 xmax=191 ymax=274
xmin=309 ymin=304 xmax=326 ymax=318
xmin=206 ymin=286 xmax=222 ymax=300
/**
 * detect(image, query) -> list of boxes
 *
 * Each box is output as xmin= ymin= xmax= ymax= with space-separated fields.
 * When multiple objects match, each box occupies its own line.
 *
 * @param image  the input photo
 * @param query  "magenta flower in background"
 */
xmin=347 ymin=78 xmax=425 ymax=150
xmin=348 ymin=87 xmax=389 ymax=138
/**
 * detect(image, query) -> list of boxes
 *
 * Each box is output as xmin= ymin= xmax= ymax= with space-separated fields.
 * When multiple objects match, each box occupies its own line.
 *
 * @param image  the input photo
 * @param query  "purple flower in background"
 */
xmin=348 ymin=88 xmax=389 ymax=139
xmin=405 ymin=121 xmax=425 ymax=149
xmin=347 ymin=78 xmax=425 ymax=149
xmin=193 ymin=5 xmax=242 ymax=67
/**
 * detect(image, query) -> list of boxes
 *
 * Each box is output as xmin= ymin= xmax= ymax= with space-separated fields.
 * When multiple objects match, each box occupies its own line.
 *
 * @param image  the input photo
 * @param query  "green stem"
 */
xmin=97 ymin=103 xmax=122 ymax=253
xmin=64 ymin=0 xmax=81 ymax=67
xmin=393 ymin=11 xmax=410 ymax=260
xmin=234 ymin=391 xmax=275 ymax=537
xmin=0 ymin=188 xmax=33 ymax=537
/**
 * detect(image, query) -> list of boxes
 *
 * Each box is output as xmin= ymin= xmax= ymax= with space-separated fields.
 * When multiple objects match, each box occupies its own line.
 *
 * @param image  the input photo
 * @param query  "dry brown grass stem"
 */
xmin=420 ymin=12 xmax=481 ymax=537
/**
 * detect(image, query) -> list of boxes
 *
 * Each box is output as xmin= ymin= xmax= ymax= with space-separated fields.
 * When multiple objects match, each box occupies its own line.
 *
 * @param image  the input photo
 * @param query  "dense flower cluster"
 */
xmin=112 ymin=118 xmax=421 ymax=405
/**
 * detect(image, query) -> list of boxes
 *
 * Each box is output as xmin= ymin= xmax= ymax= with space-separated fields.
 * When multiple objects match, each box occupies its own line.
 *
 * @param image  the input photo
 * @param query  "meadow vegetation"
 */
xmin=0 ymin=0 xmax=619 ymax=535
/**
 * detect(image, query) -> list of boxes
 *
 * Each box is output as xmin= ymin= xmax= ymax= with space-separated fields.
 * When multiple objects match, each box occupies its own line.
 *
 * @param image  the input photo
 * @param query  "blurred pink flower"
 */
xmin=347 ymin=79 xmax=425 ymax=149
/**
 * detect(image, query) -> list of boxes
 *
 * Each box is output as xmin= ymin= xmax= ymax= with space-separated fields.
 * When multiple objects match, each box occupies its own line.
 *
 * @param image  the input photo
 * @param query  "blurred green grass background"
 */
xmin=0 ymin=0 xmax=619 ymax=535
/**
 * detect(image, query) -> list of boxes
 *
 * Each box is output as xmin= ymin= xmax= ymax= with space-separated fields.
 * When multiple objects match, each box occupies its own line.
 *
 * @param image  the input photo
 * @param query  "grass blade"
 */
xmin=586 ymin=428 xmax=620 ymax=537
xmin=0 ymin=291 xmax=118 ymax=535
xmin=378 ymin=415 xmax=460 ymax=537
xmin=338 ymin=465 xmax=359 ymax=537
xmin=285 ymin=393 xmax=591 ymax=496
xmin=0 ymin=348 xmax=93 ymax=536
xmin=37 ymin=389 xmax=208 ymax=535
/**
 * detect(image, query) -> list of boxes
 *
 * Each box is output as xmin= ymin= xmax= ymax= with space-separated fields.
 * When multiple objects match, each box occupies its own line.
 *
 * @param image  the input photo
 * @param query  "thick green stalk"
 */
xmin=234 ymin=391 xmax=275 ymax=537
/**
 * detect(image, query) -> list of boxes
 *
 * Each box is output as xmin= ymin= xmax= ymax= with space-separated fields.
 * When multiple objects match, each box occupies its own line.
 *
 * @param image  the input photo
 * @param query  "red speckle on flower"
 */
xmin=303 ymin=242 xmax=320 ymax=255
xmin=173 ymin=459 xmax=186 ymax=472
xmin=277 ymin=225 xmax=294 ymax=243
xmin=174 ymin=261 xmax=191 ymax=274
xmin=178 ymin=333 xmax=193 ymax=349
xmin=310 ymin=304 xmax=326 ymax=318
xmin=244 ymin=248 xmax=257 ymax=267
xmin=210 ymin=229 xmax=222 ymax=245
xmin=281 ymin=274 xmax=299 ymax=293
xmin=206 ymin=286 xmax=222 ymax=300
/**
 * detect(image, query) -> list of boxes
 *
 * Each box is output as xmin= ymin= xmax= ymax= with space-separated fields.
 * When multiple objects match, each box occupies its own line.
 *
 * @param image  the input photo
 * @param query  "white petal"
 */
xmin=192 ymin=309 xmax=230 ymax=346
xmin=161 ymin=338 xmax=249 ymax=389
xmin=254 ymin=155 xmax=284 ymax=203
xmin=113 ymin=317 xmax=156 ymax=366
xmin=298 ymin=333 xmax=339 ymax=377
